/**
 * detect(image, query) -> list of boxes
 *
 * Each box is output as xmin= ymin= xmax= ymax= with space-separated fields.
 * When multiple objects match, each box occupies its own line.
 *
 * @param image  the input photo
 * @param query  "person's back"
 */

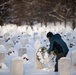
xmin=52 ymin=34 xmax=69 ymax=54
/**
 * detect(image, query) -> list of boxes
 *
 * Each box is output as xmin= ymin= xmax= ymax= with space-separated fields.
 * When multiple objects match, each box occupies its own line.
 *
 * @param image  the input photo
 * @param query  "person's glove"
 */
xmin=51 ymin=50 xmax=57 ymax=56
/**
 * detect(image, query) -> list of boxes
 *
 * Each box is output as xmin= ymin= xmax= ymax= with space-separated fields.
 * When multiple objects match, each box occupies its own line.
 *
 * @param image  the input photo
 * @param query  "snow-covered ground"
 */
xmin=0 ymin=22 xmax=76 ymax=75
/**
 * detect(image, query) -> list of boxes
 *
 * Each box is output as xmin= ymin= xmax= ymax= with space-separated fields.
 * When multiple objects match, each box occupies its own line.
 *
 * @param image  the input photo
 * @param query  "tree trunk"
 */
xmin=72 ymin=19 xmax=76 ymax=30
xmin=0 ymin=16 xmax=3 ymax=26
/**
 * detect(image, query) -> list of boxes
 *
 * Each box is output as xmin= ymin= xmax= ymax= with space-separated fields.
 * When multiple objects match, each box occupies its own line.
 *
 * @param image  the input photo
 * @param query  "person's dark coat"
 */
xmin=47 ymin=34 xmax=69 ymax=54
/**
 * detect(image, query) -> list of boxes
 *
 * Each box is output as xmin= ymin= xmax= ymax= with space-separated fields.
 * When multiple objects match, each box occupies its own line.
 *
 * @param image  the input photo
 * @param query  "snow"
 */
xmin=0 ymin=22 xmax=76 ymax=75
xmin=0 ymin=45 xmax=7 ymax=54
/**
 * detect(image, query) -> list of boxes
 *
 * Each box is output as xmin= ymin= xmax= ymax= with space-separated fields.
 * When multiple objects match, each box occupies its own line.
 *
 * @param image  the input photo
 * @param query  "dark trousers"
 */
xmin=55 ymin=52 xmax=68 ymax=72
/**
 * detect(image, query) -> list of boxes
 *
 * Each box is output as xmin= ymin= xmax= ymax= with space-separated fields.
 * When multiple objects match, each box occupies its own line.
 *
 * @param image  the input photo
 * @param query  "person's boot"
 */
xmin=54 ymin=69 xmax=58 ymax=72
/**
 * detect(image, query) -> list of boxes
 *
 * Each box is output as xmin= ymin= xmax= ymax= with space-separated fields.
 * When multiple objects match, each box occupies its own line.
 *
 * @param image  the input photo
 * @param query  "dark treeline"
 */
xmin=0 ymin=0 xmax=76 ymax=29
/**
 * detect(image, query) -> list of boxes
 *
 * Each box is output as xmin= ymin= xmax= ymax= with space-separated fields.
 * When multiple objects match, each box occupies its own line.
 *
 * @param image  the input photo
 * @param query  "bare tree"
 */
xmin=0 ymin=0 xmax=12 ymax=25
xmin=0 ymin=0 xmax=76 ymax=29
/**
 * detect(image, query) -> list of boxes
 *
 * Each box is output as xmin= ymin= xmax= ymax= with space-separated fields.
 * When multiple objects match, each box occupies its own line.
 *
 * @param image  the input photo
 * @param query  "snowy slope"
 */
xmin=0 ymin=22 xmax=76 ymax=75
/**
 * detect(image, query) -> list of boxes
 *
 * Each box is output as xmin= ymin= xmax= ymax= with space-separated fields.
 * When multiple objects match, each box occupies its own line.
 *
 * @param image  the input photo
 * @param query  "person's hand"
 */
xmin=51 ymin=50 xmax=57 ymax=56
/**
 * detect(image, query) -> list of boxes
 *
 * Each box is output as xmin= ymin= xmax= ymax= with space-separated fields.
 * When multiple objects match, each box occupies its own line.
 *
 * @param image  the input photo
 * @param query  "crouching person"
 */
xmin=46 ymin=32 xmax=69 ymax=72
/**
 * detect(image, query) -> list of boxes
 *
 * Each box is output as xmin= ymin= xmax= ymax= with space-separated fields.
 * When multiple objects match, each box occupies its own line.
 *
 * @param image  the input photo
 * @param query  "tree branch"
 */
xmin=53 ymin=2 xmax=61 ymax=12
xmin=55 ymin=11 xmax=66 ymax=20
xmin=0 ymin=0 xmax=13 ymax=7
xmin=48 ymin=13 xmax=64 ymax=21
